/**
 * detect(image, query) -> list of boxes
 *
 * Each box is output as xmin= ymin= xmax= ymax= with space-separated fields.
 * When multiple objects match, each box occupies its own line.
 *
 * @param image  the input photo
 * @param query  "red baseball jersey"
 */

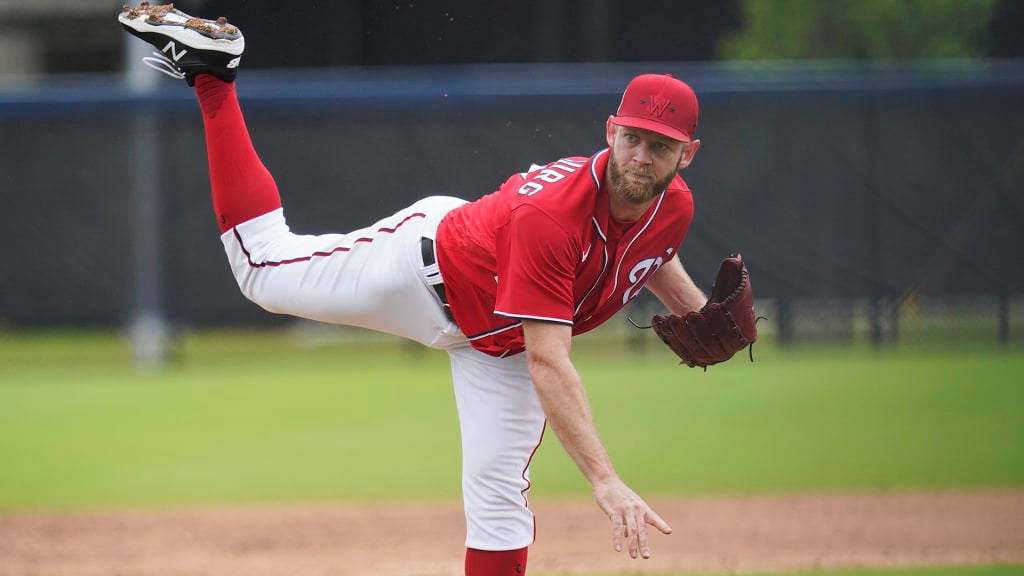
xmin=435 ymin=148 xmax=694 ymax=357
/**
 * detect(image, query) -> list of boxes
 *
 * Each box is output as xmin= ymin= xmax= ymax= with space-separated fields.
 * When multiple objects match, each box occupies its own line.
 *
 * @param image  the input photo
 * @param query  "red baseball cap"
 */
xmin=611 ymin=74 xmax=698 ymax=143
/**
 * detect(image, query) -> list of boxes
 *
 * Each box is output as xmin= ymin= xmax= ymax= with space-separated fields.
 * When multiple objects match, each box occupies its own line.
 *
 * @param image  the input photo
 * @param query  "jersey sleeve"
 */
xmin=493 ymin=205 xmax=577 ymax=324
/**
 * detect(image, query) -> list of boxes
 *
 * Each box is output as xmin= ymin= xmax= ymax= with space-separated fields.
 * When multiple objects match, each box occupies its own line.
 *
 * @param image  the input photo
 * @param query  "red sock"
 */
xmin=194 ymin=74 xmax=282 ymax=233
xmin=465 ymin=547 xmax=528 ymax=576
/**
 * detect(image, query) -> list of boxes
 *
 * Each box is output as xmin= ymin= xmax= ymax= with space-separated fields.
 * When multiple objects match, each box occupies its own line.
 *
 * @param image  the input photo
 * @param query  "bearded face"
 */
xmin=607 ymin=141 xmax=682 ymax=205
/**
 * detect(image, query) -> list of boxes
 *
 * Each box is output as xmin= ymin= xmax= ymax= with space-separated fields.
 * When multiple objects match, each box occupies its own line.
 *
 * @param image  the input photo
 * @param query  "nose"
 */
xmin=632 ymin=143 xmax=654 ymax=165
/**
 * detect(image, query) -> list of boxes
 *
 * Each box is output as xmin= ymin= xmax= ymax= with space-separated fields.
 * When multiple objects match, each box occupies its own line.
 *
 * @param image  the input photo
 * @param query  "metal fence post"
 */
xmin=126 ymin=35 xmax=167 ymax=370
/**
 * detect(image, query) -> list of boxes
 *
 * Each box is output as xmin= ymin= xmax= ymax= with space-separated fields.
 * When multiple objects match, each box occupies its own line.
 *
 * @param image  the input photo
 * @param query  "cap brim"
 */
xmin=611 ymin=115 xmax=690 ymax=143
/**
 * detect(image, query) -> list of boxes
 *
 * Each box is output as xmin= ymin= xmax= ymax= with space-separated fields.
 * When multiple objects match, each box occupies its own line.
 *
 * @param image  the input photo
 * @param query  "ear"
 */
xmin=677 ymin=139 xmax=701 ymax=170
xmin=605 ymin=116 xmax=618 ymax=148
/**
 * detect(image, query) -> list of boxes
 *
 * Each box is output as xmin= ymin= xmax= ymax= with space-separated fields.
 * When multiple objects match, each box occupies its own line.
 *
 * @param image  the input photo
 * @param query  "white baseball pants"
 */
xmin=220 ymin=196 xmax=547 ymax=550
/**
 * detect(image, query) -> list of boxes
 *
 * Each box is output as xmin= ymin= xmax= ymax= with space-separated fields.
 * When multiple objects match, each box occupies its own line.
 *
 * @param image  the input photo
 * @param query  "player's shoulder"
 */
xmin=661 ymin=173 xmax=695 ymax=220
xmin=513 ymin=154 xmax=594 ymax=192
xmin=667 ymin=171 xmax=691 ymax=194
xmin=502 ymin=153 xmax=599 ymax=208
xmin=494 ymin=154 xmax=598 ymax=239
xmin=666 ymin=173 xmax=693 ymax=202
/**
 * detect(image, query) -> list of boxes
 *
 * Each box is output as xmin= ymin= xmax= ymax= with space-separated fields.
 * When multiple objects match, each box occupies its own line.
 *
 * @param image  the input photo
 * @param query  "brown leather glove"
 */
xmin=651 ymin=255 xmax=758 ymax=368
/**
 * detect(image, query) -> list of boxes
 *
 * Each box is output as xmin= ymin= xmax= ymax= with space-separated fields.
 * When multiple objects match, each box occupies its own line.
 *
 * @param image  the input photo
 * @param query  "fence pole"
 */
xmin=865 ymin=96 xmax=884 ymax=348
xmin=126 ymin=36 xmax=167 ymax=370
xmin=777 ymin=298 xmax=793 ymax=346
xmin=999 ymin=293 xmax=1010 ymax=345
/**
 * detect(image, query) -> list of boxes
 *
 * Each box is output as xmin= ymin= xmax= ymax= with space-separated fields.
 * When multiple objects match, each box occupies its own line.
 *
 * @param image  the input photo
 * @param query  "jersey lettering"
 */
xmin=517 ymin=181 xmax=544 ymax=196
xmin=623 ymin=256 xmax=663 ymax=304
xmin=516 ymin=158 xmax=587 ymax=196
xmin=551 ymin=159 xmax=586 ymax=171
xmin=538 ymin=168 xmax=569 ymax=183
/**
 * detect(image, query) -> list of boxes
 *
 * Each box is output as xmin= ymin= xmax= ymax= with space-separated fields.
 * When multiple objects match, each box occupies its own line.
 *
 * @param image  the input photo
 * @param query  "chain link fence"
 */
xmin=1 ymin=62 xmax=1021 ymax=348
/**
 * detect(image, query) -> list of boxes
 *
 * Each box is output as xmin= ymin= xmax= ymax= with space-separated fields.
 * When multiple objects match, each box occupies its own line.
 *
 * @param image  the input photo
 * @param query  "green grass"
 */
xmin=0 ymin=329 xmax=463 ymax=510
xmin=0 ymin=328 xmax=1022 ymax=512
xmin=548 ymin=338 xmax=1024 ymax=496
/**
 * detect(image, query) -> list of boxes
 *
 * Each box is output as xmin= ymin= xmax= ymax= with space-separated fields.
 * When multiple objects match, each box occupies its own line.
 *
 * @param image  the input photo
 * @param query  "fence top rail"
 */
xmin=1 ymin=59 xmax=1023 ymax=113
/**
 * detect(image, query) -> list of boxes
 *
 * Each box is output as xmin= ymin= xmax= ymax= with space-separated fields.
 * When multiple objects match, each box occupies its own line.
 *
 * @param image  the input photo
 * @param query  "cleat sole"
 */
xmin=119 ymin=3 xmax=244 ymax=54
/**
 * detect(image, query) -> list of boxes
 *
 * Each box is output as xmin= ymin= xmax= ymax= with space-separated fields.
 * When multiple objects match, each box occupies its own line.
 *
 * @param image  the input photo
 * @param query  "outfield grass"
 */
xmin=0 ymin=328 xmax=1022 ymax=511
xmin=561 ymin=337 xmax=1024 ymax=496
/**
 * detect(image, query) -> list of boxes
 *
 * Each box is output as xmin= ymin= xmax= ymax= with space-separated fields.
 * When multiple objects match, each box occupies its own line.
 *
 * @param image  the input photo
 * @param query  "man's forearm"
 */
xmin=528 ymin=353 xmax=617 ymax=486
xmin=521 ymin=319 xmax=672 ymax=559
xmin=522 ymin=320 xmax=618 ymax=487
xmin=646 ymin=255 xmax=706 ymax=314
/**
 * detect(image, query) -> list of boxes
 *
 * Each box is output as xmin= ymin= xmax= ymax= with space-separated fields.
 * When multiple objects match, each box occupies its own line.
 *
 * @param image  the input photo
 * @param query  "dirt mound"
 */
xmin=2 ymin=491 xmax=1022 ymax=575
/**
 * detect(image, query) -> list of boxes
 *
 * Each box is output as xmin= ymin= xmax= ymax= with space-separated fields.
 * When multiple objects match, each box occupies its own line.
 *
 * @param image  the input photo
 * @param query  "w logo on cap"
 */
xmin=644 ymin=95 xmax=672 ymax=118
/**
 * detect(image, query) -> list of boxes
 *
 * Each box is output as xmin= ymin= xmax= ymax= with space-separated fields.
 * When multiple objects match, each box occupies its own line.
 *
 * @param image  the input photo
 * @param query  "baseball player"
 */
xmin=120 ymin=4 xmax=709 ymax=574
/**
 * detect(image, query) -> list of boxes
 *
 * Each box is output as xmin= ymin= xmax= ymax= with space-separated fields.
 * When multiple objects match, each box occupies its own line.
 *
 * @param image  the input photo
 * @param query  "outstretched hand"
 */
xmin=593 ymin=478 xmax=672 ymax=559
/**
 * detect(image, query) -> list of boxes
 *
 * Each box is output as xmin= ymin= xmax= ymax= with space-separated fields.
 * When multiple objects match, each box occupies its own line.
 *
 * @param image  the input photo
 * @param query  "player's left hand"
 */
xmin=650 ymin=254 xmax=758 ymax=368
xmin=593 ymin=477 xmax=672 ymax=559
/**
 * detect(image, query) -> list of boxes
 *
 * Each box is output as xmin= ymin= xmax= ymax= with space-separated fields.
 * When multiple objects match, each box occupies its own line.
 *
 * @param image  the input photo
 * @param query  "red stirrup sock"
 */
xmin=465 ymin=547 xmax=528 ymax=575
xmin=194 ymin=74 xmax=282 ymax=233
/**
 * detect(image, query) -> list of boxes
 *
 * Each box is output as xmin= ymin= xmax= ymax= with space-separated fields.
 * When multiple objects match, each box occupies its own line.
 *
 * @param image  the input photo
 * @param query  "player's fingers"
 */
xmin=646 ymin=508 xmax=673 ymax=534
xmin=611 ymin=514 xmax=625 ymax=553
xmin=637 ymin=517 xmax=651 ymax=559
xmin=626 ymin=513 xmax=640 ymax=559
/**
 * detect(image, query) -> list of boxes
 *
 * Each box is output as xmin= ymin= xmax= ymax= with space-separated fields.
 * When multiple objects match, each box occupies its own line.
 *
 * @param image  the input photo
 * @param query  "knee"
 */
xmin=462 ymin=451 xmax=530 ymax=501
xmin=230 ymin=270 xmax=288 ymax=315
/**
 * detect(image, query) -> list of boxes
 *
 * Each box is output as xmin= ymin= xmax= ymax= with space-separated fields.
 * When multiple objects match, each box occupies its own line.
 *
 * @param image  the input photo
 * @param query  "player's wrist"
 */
xmin=589 ymin=471 xmax=623 ymax=491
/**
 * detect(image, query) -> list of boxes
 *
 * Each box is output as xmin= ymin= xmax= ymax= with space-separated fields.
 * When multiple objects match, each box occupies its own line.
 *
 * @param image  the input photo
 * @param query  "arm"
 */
xmin=522 ymin=319 xmax=672 ymax=559
xmin=645 ymin=254 xmax=706 ymax=315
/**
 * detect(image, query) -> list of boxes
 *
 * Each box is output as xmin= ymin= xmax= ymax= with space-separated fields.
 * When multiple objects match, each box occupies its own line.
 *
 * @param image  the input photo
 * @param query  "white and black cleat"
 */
xmin=119 ymin=2 xmax=244 ymax=85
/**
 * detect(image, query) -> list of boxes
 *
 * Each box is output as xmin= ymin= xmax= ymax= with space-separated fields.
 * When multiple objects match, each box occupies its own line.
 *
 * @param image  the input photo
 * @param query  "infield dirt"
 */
xmin=2 ymin=491 xmax=1022 ymax=576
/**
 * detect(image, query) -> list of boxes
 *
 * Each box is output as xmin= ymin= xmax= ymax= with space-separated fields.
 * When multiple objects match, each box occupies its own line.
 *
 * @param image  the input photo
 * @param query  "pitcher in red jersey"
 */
xmin=121 ymin=5 xmax=707 ymax=572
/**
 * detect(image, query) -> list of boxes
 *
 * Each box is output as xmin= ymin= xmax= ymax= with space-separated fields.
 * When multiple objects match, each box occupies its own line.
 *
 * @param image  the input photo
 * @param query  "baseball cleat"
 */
xmin=119 ymin=2 xmax=244 ymax=85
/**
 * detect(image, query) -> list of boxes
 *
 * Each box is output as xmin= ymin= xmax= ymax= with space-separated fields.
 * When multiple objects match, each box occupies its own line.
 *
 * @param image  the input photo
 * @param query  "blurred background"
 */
xmin=1 ymin=0 xmax=1023 ymax=369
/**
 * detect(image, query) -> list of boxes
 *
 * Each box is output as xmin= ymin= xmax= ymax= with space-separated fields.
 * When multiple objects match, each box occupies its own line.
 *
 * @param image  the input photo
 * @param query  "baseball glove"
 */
xmin=650 ymin=255 xmax=758 ymax=369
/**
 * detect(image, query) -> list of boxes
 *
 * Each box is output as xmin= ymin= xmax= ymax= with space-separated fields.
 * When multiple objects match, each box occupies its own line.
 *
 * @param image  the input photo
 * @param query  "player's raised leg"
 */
xmin=118 ymin=3 xmax=467 ymax=348
xmin=119 ymin=3 xmax=279 ymax=234
xmin=449 ymin=346 xmax=547 ymax=575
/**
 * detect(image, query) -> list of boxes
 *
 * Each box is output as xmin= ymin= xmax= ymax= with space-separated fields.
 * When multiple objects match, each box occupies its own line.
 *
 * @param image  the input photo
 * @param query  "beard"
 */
xmin=607 ymin=149 xmax=680 ymax=205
